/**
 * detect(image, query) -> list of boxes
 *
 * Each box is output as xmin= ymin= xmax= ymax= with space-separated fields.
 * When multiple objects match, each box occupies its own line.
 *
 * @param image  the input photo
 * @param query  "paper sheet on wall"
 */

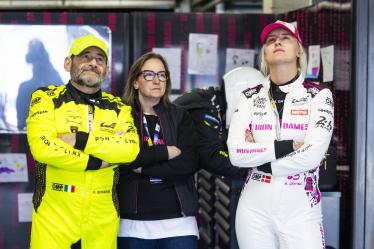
xmin=225 ymin=48 xmax=255 ymax=73
xmin=152 ymin=48 xmax=182 ymax=90
xmin=334 ymin=49 xmax=350 ymax=90
xmin=18 ymin=193 xmax=33 ymax=222
xmin=321 ymin=45 xmax=334 ymax=82
xmin=188 ymin=33 xmax=218 ymax=75
xmin=306 ymin=45 xmax=321 ymax=79
xmin=0 ymin=153 xmax=28 ymax=182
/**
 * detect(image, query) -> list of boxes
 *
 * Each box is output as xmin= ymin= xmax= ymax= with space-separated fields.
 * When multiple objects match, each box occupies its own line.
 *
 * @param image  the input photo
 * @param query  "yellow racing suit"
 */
xmin=27 ymin=83 xmax=139 ymax=249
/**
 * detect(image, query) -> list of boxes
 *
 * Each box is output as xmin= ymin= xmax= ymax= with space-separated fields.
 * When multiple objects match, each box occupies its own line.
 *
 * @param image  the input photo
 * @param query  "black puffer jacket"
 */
xmin=117 ymin=100 xmax=199 ymax=219
xmin=174 ymin=87 xmax=247 ymax=180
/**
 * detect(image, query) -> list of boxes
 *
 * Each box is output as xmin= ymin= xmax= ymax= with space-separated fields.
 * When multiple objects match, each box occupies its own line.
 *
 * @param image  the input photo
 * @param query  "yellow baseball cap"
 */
xmin=68 ymin=34 xmax=109 ymax=59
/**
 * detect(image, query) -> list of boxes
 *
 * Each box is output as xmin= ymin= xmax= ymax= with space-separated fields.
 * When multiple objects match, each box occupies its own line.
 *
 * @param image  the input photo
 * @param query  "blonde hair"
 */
xmin=259 ymin=42 xmax=307 ymax=76
xmin=122 ymin=52 xmax=172 ymax=107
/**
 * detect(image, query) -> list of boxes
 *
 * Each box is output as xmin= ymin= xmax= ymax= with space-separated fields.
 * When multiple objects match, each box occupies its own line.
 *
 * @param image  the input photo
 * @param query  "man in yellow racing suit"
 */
xmin=27 ymin=34 xmax=139 ymax=249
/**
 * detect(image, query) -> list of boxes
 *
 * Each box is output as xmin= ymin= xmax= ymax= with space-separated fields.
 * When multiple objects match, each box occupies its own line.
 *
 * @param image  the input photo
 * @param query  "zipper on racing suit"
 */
xmin=268 ymin=91 xmax=282 ymax=140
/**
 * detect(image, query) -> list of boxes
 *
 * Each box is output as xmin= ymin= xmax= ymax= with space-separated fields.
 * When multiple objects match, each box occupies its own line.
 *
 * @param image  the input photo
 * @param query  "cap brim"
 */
xmin=68 ymin=34 xmax=109 ymax=59
xmin=260 ymin=23 xmax=300 ymax=44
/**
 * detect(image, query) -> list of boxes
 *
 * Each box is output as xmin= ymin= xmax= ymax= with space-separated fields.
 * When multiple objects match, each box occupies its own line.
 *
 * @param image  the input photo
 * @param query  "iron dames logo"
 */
xmin=282 ymin=122 xmax=308 ymax=130
xmin=253 ymin=124 xmax=272 ymax=131
xmin=285 ymin=174 xmax=303 ymax=186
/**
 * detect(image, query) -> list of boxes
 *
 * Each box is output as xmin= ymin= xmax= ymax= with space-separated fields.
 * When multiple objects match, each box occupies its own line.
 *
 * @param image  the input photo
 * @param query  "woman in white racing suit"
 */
xmin=227 ymin=20 xmax=333 ymax=249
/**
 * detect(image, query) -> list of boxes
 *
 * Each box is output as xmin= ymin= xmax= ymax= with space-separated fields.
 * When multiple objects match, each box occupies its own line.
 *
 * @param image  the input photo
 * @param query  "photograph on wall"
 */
xmin=0 ymin=153 xmax=28 ymax=182
xmin=187 ymin=33 xmax=218 ymax=75
xmin=0 ymin=25 xmax=112 ymax=133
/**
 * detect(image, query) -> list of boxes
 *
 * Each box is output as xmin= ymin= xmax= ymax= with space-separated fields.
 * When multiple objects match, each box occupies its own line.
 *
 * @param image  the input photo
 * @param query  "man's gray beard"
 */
xmin=74 ymin=76 xmax=103 ymax=88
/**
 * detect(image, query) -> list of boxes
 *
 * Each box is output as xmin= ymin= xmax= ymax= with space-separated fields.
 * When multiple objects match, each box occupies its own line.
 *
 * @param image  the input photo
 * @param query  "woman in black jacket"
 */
xmin=117 ymin=52 xmax=199 ymax=249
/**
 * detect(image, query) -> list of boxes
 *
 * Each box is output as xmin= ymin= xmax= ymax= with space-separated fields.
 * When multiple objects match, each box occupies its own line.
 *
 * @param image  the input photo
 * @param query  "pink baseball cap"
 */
xmin=260 ymin=20 xmax=302 ymax=45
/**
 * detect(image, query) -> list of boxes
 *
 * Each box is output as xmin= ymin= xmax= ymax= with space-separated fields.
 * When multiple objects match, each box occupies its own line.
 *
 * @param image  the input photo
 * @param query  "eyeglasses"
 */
xmin=75 ymin=53 xmax=107 ymax=65
xmin=139 ymin=70 xmax=168 ymax=82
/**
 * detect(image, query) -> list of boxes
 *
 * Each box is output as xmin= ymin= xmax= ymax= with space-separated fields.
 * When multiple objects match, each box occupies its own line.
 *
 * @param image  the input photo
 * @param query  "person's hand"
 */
xmin=245 ymin=129 xmax=254 ymax=142
xmin=57 ymin=133 xmax=76 ymax=147
xmin=293 ymin=141 xmax=304 ymax=150
xmin=167 ymin=146 xmax=181 ymax=159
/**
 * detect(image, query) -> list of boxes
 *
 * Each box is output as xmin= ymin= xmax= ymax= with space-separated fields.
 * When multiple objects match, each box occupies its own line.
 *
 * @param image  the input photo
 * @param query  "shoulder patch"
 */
xmin=38 ymin=85 xmax=60 ymax=97
xmin=98 ymin=94 xmax=124 ymax=114
xmin=303 ymin=81 xmax=327 ymax=98
xmin=242 ymin=84 xmax=263 ymax=99
xmin=37 ymin=85 xmax=66 ymax=99
xmin=102 ymin=93 xmax=124 ymax=108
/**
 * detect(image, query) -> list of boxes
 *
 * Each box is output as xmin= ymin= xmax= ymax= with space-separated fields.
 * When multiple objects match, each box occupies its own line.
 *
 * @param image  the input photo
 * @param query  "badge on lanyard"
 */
xmin=143 ymin=114 xmax=160 ymax=147
xmin=88 ymin=105 xmax=94 ymax=132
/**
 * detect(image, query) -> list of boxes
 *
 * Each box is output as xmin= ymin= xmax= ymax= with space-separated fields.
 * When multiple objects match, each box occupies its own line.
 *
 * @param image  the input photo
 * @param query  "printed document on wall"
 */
xmin=321 ymin=45 xmax=334 ymax=82
xmin=0 ymin=153 xmax=28 ymax=182
xmin=188 ymin=33 xmax=218 ymax=75
xmin=153 ymin=48 xmax=182 ymax=90
xmin=225 ymin=48 xmax=255 ymax=73
xmin=306 ymin=45 xmax=321 ymax=79
xmin=18 ymin=193 xmax=33 ymax=222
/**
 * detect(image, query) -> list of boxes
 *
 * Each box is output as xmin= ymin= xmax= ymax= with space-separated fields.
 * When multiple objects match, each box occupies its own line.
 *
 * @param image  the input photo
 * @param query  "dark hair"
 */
xmin=122 ymin=52 xmax=172 ymax=107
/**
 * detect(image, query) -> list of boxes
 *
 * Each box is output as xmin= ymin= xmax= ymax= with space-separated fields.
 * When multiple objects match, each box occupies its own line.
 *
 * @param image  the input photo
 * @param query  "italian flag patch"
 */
xmin=64 ymin=184 xmax=75 ymax=193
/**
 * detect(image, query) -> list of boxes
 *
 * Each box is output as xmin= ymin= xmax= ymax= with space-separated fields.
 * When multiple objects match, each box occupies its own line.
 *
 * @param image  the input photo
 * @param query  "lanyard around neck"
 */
xmin=142 ymin=114 xmax=161 ymax=146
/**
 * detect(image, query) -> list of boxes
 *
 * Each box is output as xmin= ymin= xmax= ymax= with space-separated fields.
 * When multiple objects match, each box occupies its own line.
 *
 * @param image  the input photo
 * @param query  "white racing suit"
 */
xmin=227 ymin=74 xmax=333 ymax=249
